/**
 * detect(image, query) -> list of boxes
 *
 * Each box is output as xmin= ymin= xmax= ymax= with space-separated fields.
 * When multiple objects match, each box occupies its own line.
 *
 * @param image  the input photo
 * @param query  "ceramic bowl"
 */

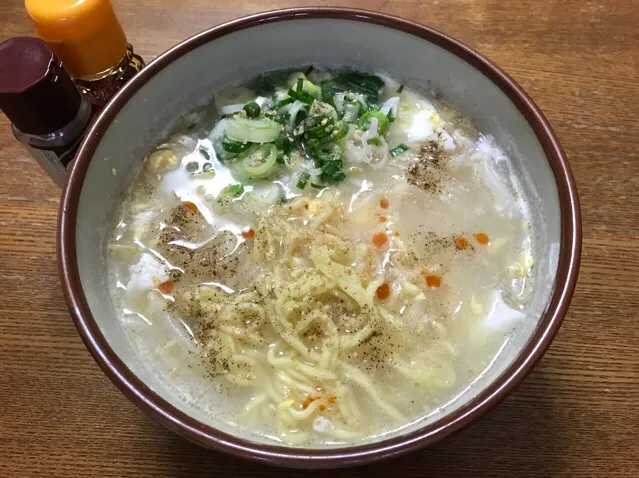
xmin=58 ymin=7 xmax=581 ymax=468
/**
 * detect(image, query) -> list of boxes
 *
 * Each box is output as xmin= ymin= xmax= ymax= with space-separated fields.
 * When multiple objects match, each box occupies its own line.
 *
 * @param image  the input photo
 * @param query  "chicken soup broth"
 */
xmin=108 ymin=69 xmax=534 ymax=445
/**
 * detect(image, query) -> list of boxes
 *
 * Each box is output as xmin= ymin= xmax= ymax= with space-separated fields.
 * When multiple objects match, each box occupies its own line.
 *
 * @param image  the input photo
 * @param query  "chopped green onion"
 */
xmin=243 ymin=102 xmax=261 ymax=118
xmin=274 ymin=137 xmax=295 ymax=154
xmin=311 ymin=183 xmax=325 ymax=189
xmin=305 ymin=65 xmax=314 ymax=77
xmin=397 ymin=84 xmax=404 ymax=93
xmin=323 ymin=73 xmax=384 ymax=105
xmin=185 ymin=161 xmax=199 ymax=172
xmin=297 ymin=172 xmax=310 ymax=190
xmin=386 ymin=110 xmax=395 ymax=123
xmin=199 ymin=146 xmax=211 ymax=160
xmin=240 ymin=144 xmax=278 ymax=178
xmin=202 ymin=162 xmax=213 ymax=172
xmin=317 ymin=151 xmax=335 ymax=165
xmin=322 ymin=160 xmax=341 ymax=177
xmin=226 ymin=117 xmax=281 ymax=143
xmin=223 ymin=184 xmax=244 ymax=197
xmin=367 ymin=137 xmax=383 ymax=146
xmin=287 ymin=76 xmax=315 ymax=104
xmin=390 ymin=143 xmax=410 ymax=157
xmin=331 ymin=170 xmax=346 ymax=183
xmin=320 ymin=81 xmax=334 ymax=104
xmin=222 ymin=135 xmax=251 ymax=154
xmin=287 ymin=72 xmax=321 ymax=99
xmin=275 ymin=111 xmax=290 ymax=124
xmin=276 ymin=150 xmax=286 ymax=164
xmin=342 ymin=102 xmax=360 ymax=123
xmin=288 ymin=87 xmax=315 ymax=105
xmin=332 ymin=121 xmax=349 ymax=140
xmin=358 ymin=111 xmax=390 ymax=134
xmin=276 ymin=97 xmax=295 ymax=109
xmin=306 ymin=117 xmax=334 ymax=139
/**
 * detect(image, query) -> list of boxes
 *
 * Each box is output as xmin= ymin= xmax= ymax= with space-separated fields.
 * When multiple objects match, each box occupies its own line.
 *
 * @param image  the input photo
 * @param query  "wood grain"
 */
xmin=1 ymin=0 xmax=638 ymax=476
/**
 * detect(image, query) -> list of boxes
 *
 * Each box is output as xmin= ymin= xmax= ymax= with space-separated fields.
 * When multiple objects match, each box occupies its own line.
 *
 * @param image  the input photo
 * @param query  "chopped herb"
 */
xmin=223 ymin=184 xmax=244 ymax=197
xmin=387 ymin=110 xmax=395 ymax=123
xmin=243 ymin=102 xmax=261 ymax=118
xmin=288 ymin=86 xmax=315 ymax=105
xmin=185 ymin=161 xmax=199 ymax=172
xmin=276 ymin=151 xmax=286 ymax=164
xmin=358 ymin=111 xmax=390 ymax=134
xmin=322 ymin=160 xmax=341 ymax=177
xmin=276 ymin=97 xmax=295 ymax=109
xmin=274 ymin=111 xmax=290 ymax=124
xmin=397 ymin=84 xmax=404 ymax=93
xmin=304 ymin=65 xmax=314 ymax=76
xmin=297 ymin=172 xmax=310 ymax=190
xmin=274 ymin=137 xmax=295 ymax=154
xmin=222 ymin=135 xmax=251 ymax=154
xmin=332 ymin=121 xmax=349 ymax=140
xmin=322 ymin=73 xmax=384 ymax=105
xmin=306 ymin=117 xmax=334 ymax=139
xmin=311 ymin=182 xmax=325 ymax=189
xmin=199 ymin=146 xmax=211 ymax=160
xmin=331 ymin=170 xmax=346 ymax=183
xmin=320 ymin=81 xmax=335 ymax=104
xmin=367 ymin=137 xmax=383 ymax=146
xmin=390 ymin=143 xmax=409 ymax=156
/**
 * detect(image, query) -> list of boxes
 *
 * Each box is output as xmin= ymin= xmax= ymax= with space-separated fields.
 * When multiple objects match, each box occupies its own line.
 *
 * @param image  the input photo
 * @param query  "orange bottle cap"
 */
xmin=25 ymin=0 xmax=128 ymax=78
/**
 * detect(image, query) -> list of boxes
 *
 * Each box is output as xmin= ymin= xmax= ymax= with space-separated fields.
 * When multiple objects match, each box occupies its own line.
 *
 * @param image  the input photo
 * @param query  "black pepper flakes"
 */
xmin=406 ymin=141 xmax=451 ymax=194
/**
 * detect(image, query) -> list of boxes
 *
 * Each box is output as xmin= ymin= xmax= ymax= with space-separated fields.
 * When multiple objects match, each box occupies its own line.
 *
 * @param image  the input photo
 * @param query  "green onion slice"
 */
xmin=390 ymin=143 xmax=409 ymax=157
xmin=306 ymin=117 xmax=335 ymax=139
xmin=297 ymin=172 xmax=310 ymax=189
xmin=243 ymin=101 xmax=261 ymax=118
xmin=332 ymin=121 xmax=349 ymax=140
xmin=225 ymin=117 xmax=281 ymax=144
xmin=240 ymin=144 xmax=278 ymax=178
xmin=276 ymin=97 xmax=295 ymax=109
xmin=222 ymin=135 xmax=251 ymax=154
xmin=358 ymin=111 xmax=390 ymax=134
xmin=223 ymin=184 xmax=244 ymax=197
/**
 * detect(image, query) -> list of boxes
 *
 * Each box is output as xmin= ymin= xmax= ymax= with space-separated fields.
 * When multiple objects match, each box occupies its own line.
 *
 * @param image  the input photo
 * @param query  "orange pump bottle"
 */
xmin=25 ymin=0 xmax=145 ymax=108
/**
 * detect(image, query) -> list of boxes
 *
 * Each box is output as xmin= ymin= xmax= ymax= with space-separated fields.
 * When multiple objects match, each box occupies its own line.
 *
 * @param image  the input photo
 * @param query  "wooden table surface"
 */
xmin=1 ymin=0 xmax=638 ymax=476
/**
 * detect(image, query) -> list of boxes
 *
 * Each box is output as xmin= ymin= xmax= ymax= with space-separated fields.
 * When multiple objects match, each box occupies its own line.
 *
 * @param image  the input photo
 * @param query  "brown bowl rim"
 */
xmin=58 ymin=7 xmax=582 ymax=469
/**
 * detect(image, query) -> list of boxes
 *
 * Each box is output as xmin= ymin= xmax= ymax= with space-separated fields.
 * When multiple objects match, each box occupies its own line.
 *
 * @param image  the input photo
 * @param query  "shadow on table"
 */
xmin=163 ymin=365 xmax=567 ymax=477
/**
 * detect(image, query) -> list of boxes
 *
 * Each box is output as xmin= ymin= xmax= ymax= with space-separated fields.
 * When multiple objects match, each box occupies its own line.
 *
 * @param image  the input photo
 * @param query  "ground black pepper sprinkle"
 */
xmin=406 ymin=140 xmax=451 ymax=194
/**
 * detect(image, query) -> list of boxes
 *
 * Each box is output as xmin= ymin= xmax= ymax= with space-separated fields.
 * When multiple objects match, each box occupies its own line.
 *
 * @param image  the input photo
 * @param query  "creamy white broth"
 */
xmin=108 ymin=69 xmax=533 ymax=445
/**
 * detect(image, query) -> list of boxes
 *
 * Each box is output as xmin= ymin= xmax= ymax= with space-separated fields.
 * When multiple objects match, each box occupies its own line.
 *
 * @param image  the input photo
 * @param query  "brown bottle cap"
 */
xmin=0 ymin=37 xmax=82 ymax=135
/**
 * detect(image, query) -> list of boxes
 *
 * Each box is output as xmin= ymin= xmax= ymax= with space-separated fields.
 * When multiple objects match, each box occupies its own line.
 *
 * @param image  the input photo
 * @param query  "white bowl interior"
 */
xmin=75 ymin=17 xmax=560 ymax=447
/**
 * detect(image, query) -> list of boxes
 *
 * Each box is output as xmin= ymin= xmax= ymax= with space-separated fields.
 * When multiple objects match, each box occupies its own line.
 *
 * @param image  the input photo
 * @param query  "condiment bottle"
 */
xmin=0 ymin=37 xmax=93 ymax=186
xmin=25 ymin=0 xmax=145 ymax=109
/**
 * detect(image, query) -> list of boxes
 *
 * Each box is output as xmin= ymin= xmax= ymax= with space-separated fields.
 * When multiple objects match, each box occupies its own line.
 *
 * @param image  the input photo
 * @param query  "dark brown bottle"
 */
xmin=0 ymin=38 xmax=93 ymax=186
